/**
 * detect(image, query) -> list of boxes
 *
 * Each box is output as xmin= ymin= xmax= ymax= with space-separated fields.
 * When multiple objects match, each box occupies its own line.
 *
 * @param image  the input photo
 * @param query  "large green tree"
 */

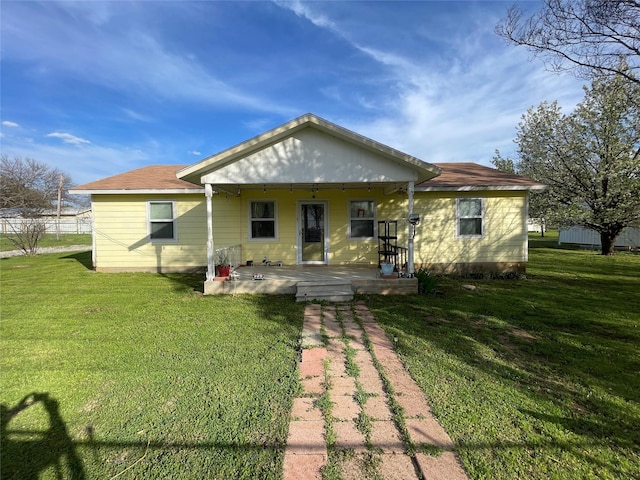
xmin=492 ymin=150 xmax=554 ymax=237
xmin=512 ymin=72 xmax=640 ymax=254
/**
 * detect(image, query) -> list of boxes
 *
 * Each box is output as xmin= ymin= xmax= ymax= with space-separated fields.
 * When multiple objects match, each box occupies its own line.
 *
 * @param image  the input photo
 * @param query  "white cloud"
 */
xmin=2 ymin=121 xmax=20 ymax=127
xmin=188 ymin=150 xmax=201 ymax=156
xmin=121 ymin=108 xmax=153 ymax=123
xmin=276 ymin=0 xmax=336 ymax=30
xmin=2 ymin=134 xmax=152 ymax=185
xmin=279 ymin=2 xmax=584 ymax=165
xmin=1 ymin=3 xmax=295 ymax=116
xmin=46 ymin=132 xmax=91 ymax=145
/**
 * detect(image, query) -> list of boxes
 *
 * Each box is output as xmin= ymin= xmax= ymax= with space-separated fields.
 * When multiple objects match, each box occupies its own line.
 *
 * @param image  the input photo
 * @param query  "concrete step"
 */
xmin=296 ymin=280 xmax=354 ymax=302
xmin=296 ymin=292 xmax=354 ymax=302
xmin=297 ymin=279 xmax=351 ymax=290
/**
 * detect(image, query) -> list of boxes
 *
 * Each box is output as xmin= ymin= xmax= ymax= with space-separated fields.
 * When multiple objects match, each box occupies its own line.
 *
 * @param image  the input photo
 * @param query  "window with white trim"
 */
xmin=457 ymin=198 xmax=484 ymax=237
xmin=349 ymin=200 xmax=375 ymax=239
xmin=250 ymin=200 xmax=276 ymax=239
xmin=148 ymin=201 xmax=177 ymax=240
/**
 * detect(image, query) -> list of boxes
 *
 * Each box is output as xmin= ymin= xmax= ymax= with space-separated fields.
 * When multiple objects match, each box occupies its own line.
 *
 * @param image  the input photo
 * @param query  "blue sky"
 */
xmin=1 ymin=1 xmax=585 ymax=185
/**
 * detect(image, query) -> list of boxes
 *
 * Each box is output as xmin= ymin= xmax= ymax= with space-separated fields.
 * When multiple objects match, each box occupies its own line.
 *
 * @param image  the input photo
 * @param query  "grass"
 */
xmin=2 ymin=231 xmax=639 ymax=479
xmin=0 ymin=250 xmax=304 ymax=479
xmin=364 ymin=231 xmax=640 ymax=479
xmin=0 ymin=233 xmax=92 ymax=251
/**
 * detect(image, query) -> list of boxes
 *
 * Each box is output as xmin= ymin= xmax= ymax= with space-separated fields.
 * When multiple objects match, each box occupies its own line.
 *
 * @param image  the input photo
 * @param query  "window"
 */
xmin=349 ymin=200 xmax=375 ymax=239
xmin=250 ymin=200 xmax=276 ymax=239
xmin=148 ymin=201 xmax=176 ymax=240
xmin=457 ymin=198 xmax=484 ymax=237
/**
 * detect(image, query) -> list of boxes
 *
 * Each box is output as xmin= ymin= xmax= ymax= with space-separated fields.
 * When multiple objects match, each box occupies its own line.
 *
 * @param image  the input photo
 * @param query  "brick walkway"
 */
xmin=283 ymin=302 xmax=469 ymax=480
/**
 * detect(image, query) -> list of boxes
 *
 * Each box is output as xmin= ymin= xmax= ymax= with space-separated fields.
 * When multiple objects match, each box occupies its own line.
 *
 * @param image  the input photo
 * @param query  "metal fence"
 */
xmin=559 ymin=226 xmax=640 ymax=249
xmin=1 ymin=217 xmax=92 ymax=235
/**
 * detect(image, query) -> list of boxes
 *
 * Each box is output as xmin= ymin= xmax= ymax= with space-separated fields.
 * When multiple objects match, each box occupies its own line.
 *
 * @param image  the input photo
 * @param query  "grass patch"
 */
xmin=0 ymin=233 xmax=92 ymax=252
xmin=343 ymin=344 xmax=360 ymax=378
xmin=0 ymin=251 xmax=304 ymax=479
xmin=364 ymin=231 xmax=640 ymax=479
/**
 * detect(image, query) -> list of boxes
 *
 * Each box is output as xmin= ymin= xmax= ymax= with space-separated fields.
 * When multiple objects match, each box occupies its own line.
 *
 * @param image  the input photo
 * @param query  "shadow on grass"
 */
xmin=363 ymin=243 xmax=640 ymax=477
xmin=1 ymin=393 xmax=86 ymax=480
xmin=369 ymin=299 xmax=639 ymax=478
xmin=59 ymin=251 xmax=207 ymax=294
xmin=1 ymin=389 xmax=296 ymax=479
xmin=159 ymin=272 xmax=205 ymax=294
xmin=62 ymin=251 xmax=94 ymax=270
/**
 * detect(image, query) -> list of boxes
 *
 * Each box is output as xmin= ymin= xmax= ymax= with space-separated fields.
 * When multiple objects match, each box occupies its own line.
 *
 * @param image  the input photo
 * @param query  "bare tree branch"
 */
xmin=496 ymin=0 xmax=640 ymax=85
xmin=0 ymin=155 xmax=77 ymax=254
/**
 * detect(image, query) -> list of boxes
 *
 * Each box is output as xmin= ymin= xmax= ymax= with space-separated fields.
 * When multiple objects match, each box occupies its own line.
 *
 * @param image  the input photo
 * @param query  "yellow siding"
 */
xmin=411 ymin=191 xmax=527 ymax=266
xmin=92 ymin=189 xmax=528 ymax=271
xmin=92 ymin=194 xmax=211 ymax=270
xmin=238 ymin=189 xmax=386 ymax=265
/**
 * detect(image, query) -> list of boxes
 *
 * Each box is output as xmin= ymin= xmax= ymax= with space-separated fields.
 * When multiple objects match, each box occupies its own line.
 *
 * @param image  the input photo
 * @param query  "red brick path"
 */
xmin=283 ymin=302 xmax=468 ymax=480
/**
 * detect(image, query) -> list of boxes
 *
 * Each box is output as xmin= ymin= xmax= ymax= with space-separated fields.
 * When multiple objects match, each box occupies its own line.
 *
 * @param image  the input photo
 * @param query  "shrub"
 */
xmin=415 ymin=268 xmax=439 ymax=294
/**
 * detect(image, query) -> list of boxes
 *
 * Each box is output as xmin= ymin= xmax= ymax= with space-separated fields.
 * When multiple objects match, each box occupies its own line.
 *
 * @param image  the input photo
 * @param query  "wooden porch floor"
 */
xmin=204 ymin=265 xmax=418 ymax=296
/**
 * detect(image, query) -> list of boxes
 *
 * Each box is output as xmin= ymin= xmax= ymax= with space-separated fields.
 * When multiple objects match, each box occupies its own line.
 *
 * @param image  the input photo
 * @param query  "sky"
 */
xmin=1 ymin=0 xmax=586 ymax=186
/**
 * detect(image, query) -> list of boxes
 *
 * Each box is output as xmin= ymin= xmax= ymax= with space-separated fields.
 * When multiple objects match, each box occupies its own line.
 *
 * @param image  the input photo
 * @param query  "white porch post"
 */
xmin=205 ymin=183 xmax=215 ymax=281
xmin=407 ymin=181 xmax=415 ymax=276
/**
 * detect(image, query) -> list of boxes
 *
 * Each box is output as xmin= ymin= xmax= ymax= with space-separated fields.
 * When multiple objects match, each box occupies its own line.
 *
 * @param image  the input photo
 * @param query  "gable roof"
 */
xmin=177 ymin=113 xmax=442 ymax=186
xmin=70 ymin=165 xmax=202 ymax=194
xmin=420 ymin=163 xmax=546 ymax=191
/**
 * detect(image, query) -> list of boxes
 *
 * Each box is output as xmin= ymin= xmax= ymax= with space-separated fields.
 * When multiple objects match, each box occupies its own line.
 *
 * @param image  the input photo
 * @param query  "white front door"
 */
xmin=298 ymin=201 xmax=328 ymax=264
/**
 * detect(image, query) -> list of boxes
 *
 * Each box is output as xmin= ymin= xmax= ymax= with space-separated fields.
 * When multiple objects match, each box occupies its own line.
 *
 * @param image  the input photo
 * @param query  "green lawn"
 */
xmin=0 ymin=251 xmax=304 ymax=479
xmin=365 ymin=232 xmax=640 ymax=479
xmin=0 ymin=234 xmax=92 ymax=251
xmin=1 ymin=234 xmax=639 ymax=479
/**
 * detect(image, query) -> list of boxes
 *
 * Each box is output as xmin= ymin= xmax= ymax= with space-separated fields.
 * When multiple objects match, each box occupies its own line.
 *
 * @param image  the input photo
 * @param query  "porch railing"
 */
xmin=397 ymin=246 xmax=408 ymax=273
xmin=214 ymin=244 xmax=242 ymax=269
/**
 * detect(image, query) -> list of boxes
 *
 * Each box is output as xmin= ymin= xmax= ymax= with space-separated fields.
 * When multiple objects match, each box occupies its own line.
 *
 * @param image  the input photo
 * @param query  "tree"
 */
xmin=513 ymin=72 xmax=640 ymax=255
xmin=496 ymin=0 xmax=640 ymax=85
xmin=491 ymin=150 xmax=516 ymax=173
xmin=0 ymin=156 xmax=75 ymax=254
xmin=492 ymin=150 xmax=552 ymax=237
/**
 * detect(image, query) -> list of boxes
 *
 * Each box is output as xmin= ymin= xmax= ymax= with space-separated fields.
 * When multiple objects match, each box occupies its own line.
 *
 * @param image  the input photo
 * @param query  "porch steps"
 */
xmin=295 ymin=280 xmax=354 ymax=303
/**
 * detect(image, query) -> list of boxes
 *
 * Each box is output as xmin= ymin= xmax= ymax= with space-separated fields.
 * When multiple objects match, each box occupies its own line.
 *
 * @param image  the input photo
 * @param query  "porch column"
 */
xmin=205 ymin=183 xmax=215 ymax=281
xmin=407 ymin=181 xmax=415 ymax=276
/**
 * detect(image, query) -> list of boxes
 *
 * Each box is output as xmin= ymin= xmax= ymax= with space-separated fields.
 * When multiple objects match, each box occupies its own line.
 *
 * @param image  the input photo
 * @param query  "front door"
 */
xmin=298 ymin=202 xmax=328 ymax=264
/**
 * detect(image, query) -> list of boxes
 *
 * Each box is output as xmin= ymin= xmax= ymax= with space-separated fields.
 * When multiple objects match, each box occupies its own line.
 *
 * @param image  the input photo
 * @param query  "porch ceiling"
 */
xmin=211 ymin=181 xmax=410 ymax=196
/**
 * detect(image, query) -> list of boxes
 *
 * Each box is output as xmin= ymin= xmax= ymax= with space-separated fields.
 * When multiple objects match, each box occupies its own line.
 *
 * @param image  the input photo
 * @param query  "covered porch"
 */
xmin=175 ymin=114 xmax=441 ymax=296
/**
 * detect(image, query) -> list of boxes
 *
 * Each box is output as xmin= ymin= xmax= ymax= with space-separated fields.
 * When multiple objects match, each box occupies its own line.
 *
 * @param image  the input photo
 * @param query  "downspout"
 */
xmin=205 ymin=183 xmax=215 ymax=281
xmin=407 ymin=181 xmax=415 ymax=276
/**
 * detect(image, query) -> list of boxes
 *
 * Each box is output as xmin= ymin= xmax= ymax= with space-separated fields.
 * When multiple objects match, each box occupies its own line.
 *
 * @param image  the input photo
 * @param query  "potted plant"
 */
xmin=216 ymin=251 xmax=231 ymax=277
xmin=380 ymin=262 xmax=395 ymax=276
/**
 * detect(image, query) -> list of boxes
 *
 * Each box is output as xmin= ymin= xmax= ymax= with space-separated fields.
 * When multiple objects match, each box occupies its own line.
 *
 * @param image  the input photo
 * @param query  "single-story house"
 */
xmin=70 ymin=113 xmax=544 ymax=294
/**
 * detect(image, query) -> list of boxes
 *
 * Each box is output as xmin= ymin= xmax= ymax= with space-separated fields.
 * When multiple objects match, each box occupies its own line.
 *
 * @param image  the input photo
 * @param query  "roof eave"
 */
xmin=416 ymin=185 xmax=547 ymax=192
xmin=69 ymin=188 xmax=205 ymax=195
